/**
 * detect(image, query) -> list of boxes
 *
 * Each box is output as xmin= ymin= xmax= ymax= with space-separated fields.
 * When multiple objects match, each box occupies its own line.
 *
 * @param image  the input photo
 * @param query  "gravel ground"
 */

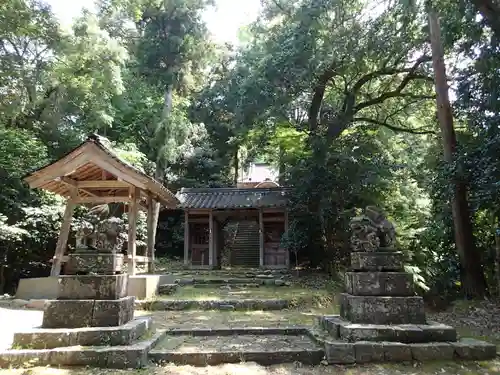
xmin=2 ymin=297 xmax=500 ymax=375
xmin=0 ymin=361 xmax=499 ymax=375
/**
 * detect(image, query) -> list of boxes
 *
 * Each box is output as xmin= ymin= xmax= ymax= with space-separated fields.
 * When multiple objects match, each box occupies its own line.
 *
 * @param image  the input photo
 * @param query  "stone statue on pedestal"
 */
xmin=69 ymin=209 xmax=127 ymax=275
xmin=349 ymin=206 xmax=396 ymax=252
xmin=93 ymin=217 xmax=127 ymax=253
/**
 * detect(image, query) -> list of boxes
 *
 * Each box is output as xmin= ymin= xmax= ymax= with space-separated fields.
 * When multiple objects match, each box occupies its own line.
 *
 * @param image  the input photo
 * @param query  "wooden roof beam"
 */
xmin=75 ymin=196 xmax=131 ymax=204
xmin=28 ymin=152 xmax=91 ymax=189
xmin=59 ymin=177 xmax=98 ymax=198
xmin=73 ymin=180 xmax=131 ymax=189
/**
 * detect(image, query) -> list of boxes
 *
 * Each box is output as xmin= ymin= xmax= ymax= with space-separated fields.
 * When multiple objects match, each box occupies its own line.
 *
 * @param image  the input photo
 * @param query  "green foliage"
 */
xmin=2 ymin=0 xmax=500 ymax=302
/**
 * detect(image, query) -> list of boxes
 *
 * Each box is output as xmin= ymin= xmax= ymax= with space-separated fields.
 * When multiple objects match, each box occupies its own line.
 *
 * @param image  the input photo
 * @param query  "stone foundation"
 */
xmin=2 ymin=246 xmax=156 ymax=369
xmin=0 ymin=331 xmax=164 ymax=369
xmin=42 ymin=296 xmax=135 ymax=328
xmin=57 ymin=274 xmax=128 ymax=300
xmin=340 ymin=294 xmax=426 ymax=325
xmin=320 ymin=337 xmax=496 ymax=364
xmin=13 ymin=317 xmax=151 ymax=349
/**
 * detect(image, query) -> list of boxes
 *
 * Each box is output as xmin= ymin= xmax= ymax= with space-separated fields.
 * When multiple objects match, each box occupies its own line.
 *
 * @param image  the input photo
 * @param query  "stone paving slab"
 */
xmin=0 ymin=330 xmax=165 ymax=369
xmin=149 ymin=333 xmax=324 ymax=366
xmin=136 ymin=309 xmax=324 ymax=331
xmin=183 ymin=278 xmax=291 ymax=286
xmin=136 ymin=299 xmax=289 ymax=311
xmin=13 ymin=317 xmax=152 ymax=349
xmin=192 ymin=283 xmax=262 ymax=289
xmin=164 ymin=326 xmax=310 ymax=336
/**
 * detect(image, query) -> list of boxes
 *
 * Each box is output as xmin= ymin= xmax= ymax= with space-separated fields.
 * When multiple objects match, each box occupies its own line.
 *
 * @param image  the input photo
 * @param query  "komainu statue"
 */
xmin=74 ymin=204 xmax=127 ymax=254
xmin=350 ymin=206 xmax=396 ymax=252
xmin=75 ymin=221 xmax=94 ymax=249
xmin=93 ymin=217 xmax=127 ymax=253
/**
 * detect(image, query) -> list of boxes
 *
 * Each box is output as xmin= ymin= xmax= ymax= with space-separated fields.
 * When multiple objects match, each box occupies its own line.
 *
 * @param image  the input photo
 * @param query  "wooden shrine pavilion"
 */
xmin=176 ymin=186 xmax=290 ymax=269
xmin=23 ymin=134 xmax=178 ymax=276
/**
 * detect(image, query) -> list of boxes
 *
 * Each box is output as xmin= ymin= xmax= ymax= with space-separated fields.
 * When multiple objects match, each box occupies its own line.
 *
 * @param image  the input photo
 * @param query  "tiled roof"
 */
xmin=176 ymin=187 xmax=290 ymax=209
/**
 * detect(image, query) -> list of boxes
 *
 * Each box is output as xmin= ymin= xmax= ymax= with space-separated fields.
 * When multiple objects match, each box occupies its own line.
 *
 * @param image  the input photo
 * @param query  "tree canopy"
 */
xmin=1 ymin=0 xmax=500 ymax=301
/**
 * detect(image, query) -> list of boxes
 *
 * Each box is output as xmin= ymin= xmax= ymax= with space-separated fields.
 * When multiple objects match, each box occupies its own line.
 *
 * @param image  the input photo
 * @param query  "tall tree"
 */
xmin=428 ymin=10 xmax=486 ymax=297
xmin=98 ymin=0 xmax=215 ymax=264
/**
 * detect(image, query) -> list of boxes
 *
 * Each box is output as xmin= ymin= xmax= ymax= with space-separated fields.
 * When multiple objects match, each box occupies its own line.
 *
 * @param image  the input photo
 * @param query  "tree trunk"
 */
xmin=429 ymin=11 xmax=487 ymax=298
xmin=0 ymin=265 xmax=5 ymax=294
xmin=150 ymin=84 xmax=174 ymax=267
xmin=494 ymin=213 xmax=500 ymax=295
xmin=278 ymin=144 xmax=285 ymax=184
xmin=233 ymin=146 xmax=239 ymax=186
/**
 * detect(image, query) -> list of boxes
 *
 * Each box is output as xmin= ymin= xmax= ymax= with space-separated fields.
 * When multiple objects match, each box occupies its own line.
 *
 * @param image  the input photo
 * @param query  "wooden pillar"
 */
xmin=146 ymin=194 xmax=155 ymax=273
xmin=51 ymin=189 xmax=77 ymax=276
xmin=127 ymin=187 xmax=139 ymax=275
xmin=213 ymin=219 xmax=219 ymax=268
xmin=284 ymin=209 xmax=290 ymax=268
xmin=209 ymin=210 xmax=214 ymax=267
xmin=259 ymin=208 xmax=264 ymax=267
xmin=184 ymin=211 xmax=189 ymax=266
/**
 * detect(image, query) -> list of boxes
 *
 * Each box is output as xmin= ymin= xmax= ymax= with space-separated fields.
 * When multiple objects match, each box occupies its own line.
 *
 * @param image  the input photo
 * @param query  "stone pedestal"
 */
xmin=1 ymin=248 xmax=155 ymax=369
xmin=315 ymin=207 xmax=496 ymax=364
xmin=316 ymin=247 xmax=497 ymax=363
xmin=65 ymin=252 xmax=124 ymax=275
xmin=339 ymin=250 xmax=428 ymax=328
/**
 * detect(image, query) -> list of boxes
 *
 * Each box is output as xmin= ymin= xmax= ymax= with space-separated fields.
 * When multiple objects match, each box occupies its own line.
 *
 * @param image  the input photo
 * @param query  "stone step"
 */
xmin=171 ymin=269 xmax=290 ymax=277
xmin=13 ymin=317 xmax=152 ymax=349
xmin=318 ymin=337 xmax=497 ymax=364
xmin=136 ymin=298 xmax=290 ymax=311
xmin=157 ymin=284 xmax=178 ymax=295
xmin=174 ymin=277 xmax=290 ymax=286
xmin=191 ymin=278 xmax=290 ymax=285
xmin=164 ymin=326 xmax=310 ymax=336
xmin=0 ymin=331 xmax=164 ymax=369
xmin=193 ymin=283 xmax=262 ymax=289
xmin=317 ymin=315 xmax=457 ymax=343
xmin=149 ymin=329 xmax=324 ymax=366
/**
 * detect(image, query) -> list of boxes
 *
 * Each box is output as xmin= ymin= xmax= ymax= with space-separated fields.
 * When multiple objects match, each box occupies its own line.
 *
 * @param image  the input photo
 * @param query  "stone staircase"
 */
xmin=151 ymin=269 xmax=294 ymax=311
xmin=230 ymin=221 xmax=260 ymax=267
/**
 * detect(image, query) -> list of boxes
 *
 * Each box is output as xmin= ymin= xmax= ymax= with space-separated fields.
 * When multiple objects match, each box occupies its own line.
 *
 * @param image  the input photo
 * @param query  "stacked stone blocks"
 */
xmin=0 ymin=217 xmax=157 ymax=368
xmin=316 ymin=206 xmax=497 ymax=364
